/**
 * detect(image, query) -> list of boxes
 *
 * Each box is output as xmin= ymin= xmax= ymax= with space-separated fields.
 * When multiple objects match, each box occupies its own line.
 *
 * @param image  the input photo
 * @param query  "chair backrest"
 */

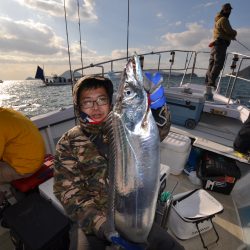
xmin=11 ymin=154 xmax=54 ymax=193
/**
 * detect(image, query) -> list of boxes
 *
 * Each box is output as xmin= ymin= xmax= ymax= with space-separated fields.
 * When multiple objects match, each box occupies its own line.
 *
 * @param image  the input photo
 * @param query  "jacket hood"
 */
xmin=72 ymin=75 xmax=113 ymax=134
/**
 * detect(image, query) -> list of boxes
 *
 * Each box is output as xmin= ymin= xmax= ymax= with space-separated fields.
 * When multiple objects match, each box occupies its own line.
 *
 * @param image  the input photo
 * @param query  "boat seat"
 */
xmin=39 ymin=177 xmax=66 ymax=215
xmin=11 ymin=154 xmax=54 ymax=193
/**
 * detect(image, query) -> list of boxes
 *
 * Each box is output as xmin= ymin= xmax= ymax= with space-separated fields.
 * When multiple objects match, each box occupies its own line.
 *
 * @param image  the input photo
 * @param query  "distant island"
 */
xmin=26 ymin=76 xmax=38 ymax=80
xmin=26 ymin=69 xmax=82 ymax=81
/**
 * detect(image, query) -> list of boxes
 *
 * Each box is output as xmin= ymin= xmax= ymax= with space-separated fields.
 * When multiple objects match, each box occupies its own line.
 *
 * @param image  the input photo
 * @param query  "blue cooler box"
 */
xmin=165 ymin=90 xmax=205 ymax=129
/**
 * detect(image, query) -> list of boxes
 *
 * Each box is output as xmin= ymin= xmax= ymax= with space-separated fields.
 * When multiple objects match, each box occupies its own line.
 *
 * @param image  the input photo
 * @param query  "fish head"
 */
xmin=114 ymin=54 xmax=148 ymax=129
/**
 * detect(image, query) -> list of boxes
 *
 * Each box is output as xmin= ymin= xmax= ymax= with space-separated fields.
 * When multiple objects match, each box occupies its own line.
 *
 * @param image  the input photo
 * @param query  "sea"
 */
xmin=0 ymin=80 xmax=74 ymax=118
xmin=0 ymin=77 xmax=250 ymax=118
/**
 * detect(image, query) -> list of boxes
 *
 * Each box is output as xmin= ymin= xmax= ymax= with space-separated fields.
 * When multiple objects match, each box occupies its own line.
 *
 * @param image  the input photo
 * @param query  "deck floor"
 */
xmin=1 ymin=171 xmax=249 ymax=250
xmin=0 ymin=173 xmax=249 ymax=250
xmin=165 ymin=173 xmax=248 ymax=250
xmin=170 ymin=112 xmax=250 ymax=164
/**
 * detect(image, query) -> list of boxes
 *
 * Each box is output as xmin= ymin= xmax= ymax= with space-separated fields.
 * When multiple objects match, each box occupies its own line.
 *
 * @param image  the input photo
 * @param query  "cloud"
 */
xmin=204 ymin=2 xmax=216 ymax=7
xmin=156 ymin=12 xmax=163 ymax=18
xmin=161 ymin=22 xmax=212 ymax=50
xmin=0 ymin=16 xmax=97 ymax=66
xmin=111 ymin=47 xmax=151 ymax=60
xmin=0 ymin=17 xmax=65 ymax=56
xmin=68 ymin=41 xmax=97 ymax=63
xmin=161 ymin=21 xmax=250 ymax=53
xmin=175 ymin=21 xmax=182 ymax=26
xmin=0 ymin=15 xmax=98 ymax=80
xmin=16 ymin=0 xmax=97 ymax=21
xmin=193 ymin=1 xmax=218 ymax=9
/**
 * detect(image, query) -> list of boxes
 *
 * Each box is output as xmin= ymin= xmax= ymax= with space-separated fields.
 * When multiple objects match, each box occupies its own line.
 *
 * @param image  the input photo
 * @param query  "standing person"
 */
xmin=0 ymin=108 xmax=45 ymax=216
xmin=205 ymin=3 xmax=237 ymax=91
xmin=53 ymin=75 xmax=184 ymax=250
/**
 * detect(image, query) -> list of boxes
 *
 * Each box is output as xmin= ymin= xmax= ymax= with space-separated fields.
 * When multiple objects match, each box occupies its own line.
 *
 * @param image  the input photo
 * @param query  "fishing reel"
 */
xmin=230 ymin=54 xmax=239 ymax=70
xmin=169 ymin=51 xmax=175 ymax=64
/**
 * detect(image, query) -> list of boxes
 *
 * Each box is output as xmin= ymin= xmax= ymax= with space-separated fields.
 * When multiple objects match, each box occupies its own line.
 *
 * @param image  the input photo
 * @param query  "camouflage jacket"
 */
xmin=54 ymin=124 xmax=109 ymax=235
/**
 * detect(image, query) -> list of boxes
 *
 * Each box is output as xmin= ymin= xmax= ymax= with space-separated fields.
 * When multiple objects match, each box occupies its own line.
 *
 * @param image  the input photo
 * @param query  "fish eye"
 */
xmin=124 ymin=87 xmax=133 ymax=97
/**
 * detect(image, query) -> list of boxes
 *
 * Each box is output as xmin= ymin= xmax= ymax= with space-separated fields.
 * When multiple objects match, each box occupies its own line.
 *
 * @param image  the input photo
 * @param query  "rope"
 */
xmin=63 ymin=0 xmax=77 ymax=125
xmin=63 ymin=0 xmax=73 ymax=89
xmin=77 ymin=0 xmax=84 ymax=76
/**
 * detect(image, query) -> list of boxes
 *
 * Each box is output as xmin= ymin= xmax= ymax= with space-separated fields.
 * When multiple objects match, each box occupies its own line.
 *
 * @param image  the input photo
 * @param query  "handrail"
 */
xmin=72 ymin=49 xmax=197 ymax=82
xmin=217 ymin=52 xmax=250 ymax=104
xmin=72 ymin=50 xmax=250 ymax=106
xmin=225 ymin=74 xmax=250 ymax=83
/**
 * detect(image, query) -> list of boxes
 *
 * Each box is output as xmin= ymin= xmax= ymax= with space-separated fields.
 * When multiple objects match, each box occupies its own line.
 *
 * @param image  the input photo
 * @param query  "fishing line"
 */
xmin=235 ymin=39 xmax=250 ymax=52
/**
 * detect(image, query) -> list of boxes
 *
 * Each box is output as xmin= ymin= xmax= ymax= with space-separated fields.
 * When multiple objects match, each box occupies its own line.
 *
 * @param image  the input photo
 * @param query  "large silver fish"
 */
xmin=106 ymin=54 xmax=160 ymax=243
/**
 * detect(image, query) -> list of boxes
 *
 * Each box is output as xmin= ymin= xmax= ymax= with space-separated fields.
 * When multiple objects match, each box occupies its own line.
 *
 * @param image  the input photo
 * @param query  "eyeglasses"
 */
xmin=80 ymin=96 xmax=109 ymax=109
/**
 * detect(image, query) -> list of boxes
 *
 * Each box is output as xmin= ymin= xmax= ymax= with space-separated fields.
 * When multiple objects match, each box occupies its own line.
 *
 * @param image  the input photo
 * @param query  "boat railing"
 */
xmin=217 ymin=52 xmax=250 ymax=105
xmin=73 ymin=50 xmax=201 ymax=85
xmin=72 ymin=50 xmax=250 ymax=105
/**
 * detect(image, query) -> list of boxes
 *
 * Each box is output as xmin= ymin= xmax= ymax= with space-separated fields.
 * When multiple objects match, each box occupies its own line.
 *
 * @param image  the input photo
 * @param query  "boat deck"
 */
xmin=171 ymin=112 xmax=249 ymax=164
xmin=0 ymin=172 xmax=248 ymax=250
xmin=165 ymin=173 xmax=247 ymax=250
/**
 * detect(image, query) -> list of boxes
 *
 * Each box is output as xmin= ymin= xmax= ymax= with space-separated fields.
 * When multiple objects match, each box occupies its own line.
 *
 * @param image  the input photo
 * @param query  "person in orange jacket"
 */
xmin=0 ymin=107 xmax=45 ymax=216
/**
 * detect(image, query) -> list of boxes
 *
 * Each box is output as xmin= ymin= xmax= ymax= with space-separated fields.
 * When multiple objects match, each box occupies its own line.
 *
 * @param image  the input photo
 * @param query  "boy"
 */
xmin=54 ymin=75 xmax=183 ymax=250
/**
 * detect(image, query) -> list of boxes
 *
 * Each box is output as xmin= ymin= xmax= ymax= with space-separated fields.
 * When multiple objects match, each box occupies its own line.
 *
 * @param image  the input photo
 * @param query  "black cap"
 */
xmin=222 ymin=3 xmax=233 ymax=10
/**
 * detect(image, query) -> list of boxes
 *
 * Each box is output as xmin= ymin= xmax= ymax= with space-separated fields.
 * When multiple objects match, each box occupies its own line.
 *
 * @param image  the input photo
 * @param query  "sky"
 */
xmin=1 ymin=0 xmax=250 ymax=80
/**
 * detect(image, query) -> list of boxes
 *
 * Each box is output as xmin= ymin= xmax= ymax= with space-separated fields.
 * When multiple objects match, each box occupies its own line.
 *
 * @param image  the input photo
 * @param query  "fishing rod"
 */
xmin=235 ymin=39 xmax=250 ymax=52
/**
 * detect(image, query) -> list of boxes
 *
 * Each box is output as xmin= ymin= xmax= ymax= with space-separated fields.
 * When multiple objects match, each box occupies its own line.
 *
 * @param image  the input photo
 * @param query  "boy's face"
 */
xmin=79 ymin=86 xmax=111 ymax=123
